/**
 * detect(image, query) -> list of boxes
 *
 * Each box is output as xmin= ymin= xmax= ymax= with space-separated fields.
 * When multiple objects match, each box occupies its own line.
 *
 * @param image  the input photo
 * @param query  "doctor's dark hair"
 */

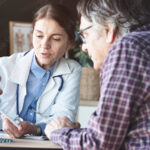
xmin=77 ymin=0 xmax=150 ymax=36
xmin=32 ymin=3 xmax=76 ymax=42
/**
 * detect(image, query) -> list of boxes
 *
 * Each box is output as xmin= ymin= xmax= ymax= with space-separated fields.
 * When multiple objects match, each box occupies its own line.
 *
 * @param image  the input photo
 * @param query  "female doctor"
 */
xmin=0 ymin=3 xmax=81 ymax=138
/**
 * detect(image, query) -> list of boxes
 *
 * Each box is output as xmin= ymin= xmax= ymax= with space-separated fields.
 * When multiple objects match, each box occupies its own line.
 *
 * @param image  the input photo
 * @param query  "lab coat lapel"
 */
xmin=37 ymin=77 xmax=56 ymax=113
xmin=41 ymin=57 xmax=71 ymax=94
xmin=52 ymin=57 xmax=70 ymax=76
xmin=9 ymin=50 xmax=34 ymax=113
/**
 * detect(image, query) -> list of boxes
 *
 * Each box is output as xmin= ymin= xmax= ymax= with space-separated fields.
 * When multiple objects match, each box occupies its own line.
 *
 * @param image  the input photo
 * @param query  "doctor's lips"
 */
xmin=41 ymin=53 xmax=51 ymax=58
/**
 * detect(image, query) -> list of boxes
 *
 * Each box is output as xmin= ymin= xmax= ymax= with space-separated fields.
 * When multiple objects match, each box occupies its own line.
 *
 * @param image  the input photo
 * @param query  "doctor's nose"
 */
xmin=41 ymin=38 xmax=51 ymax=49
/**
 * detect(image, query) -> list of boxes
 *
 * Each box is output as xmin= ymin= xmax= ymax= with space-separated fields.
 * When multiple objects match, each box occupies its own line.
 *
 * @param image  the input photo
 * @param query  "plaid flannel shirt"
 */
xmin=50 ymin=24 xmax=150 ymax=150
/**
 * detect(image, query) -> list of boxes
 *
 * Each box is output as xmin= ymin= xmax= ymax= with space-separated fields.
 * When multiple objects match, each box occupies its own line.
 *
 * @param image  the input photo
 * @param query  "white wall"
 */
xmin=77 ymin=105 xmax=97 ymax=128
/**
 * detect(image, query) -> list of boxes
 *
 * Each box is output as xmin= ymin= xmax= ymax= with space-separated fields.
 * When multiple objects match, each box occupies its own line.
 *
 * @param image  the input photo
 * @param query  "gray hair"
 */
xmin=77 ymin=0 xmax=150 ymax=37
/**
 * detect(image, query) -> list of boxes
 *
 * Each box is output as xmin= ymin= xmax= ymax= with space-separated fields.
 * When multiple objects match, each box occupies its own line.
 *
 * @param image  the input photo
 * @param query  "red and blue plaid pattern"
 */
xmin=50 ymin=24 xmax=150 ymax=150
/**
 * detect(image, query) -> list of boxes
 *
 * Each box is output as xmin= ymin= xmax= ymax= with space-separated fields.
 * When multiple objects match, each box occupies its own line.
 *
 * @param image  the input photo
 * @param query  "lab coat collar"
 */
xmin=52 ymin=57 xmax=71 ymax=77
xmin=9 ymin=50 xmax=34 ymax=86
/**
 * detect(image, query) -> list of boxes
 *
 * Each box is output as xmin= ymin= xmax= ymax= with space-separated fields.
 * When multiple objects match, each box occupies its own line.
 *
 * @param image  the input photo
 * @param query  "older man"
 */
xmin=42 ymin=0 xmax=150 ymax=149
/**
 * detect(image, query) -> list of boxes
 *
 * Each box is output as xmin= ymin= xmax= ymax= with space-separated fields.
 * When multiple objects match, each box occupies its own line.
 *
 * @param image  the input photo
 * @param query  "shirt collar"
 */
xmin=31 ymin=55 xmax=55 ymax=79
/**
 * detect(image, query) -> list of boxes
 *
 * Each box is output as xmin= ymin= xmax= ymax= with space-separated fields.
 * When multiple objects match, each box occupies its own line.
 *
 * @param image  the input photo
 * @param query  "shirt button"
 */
xmin=30 ymin=112 xmax=33 ymax=116
xmin=42 ymin=83 xmax=45 ymax=86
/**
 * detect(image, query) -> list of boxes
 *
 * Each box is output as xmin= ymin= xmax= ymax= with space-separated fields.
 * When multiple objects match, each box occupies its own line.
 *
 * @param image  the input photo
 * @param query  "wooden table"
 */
xmin=0 ymin=132 xmax=62 ymax=150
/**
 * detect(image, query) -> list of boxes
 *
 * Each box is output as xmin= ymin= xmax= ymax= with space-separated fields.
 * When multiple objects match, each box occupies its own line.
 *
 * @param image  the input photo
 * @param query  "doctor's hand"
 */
xmin=0 ymin=76 xmax=2 ymax=95
xmin=45 ymin=116 xmax=80 ymax=139
xmin=1 ymin=114 xmax=38 ymax=138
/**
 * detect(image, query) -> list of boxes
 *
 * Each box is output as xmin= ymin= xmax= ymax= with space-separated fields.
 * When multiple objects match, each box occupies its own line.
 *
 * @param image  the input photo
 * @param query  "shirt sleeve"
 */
xmin=50 ymin=38 xmax=149 ymax=150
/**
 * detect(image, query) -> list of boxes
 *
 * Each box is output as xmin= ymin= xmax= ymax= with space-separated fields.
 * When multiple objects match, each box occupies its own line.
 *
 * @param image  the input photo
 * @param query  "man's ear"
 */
xmin=106 ymin=23 xmax=115 ymax=44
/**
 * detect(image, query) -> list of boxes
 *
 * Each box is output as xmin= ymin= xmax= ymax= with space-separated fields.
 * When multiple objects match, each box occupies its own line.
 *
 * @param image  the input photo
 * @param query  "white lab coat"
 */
xmin=0 ymin=50 xmax=81 ymax=129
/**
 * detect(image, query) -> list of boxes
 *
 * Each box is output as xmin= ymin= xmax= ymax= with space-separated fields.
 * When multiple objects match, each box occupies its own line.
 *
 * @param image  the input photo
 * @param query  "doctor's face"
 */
xmin=79 ymin=16 xmax=111 ymax=70
xmin=32 ymin=18 xmax=71 ymax=70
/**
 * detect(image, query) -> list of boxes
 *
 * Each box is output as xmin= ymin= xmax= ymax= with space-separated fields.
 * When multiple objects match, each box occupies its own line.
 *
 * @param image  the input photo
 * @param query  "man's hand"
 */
xmin=0 ymin=76 xmax=3 ymax=95
xmin=45 ymin=116 xmax=80 ymax=139
xmin=1 ymin=114 xmax=38 ymax=138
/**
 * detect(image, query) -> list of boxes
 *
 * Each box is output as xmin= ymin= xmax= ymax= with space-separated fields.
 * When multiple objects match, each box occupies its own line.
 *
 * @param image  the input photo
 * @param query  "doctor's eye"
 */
xmin=52 ymin=38 xmax=61 ymax=42
xmin=52 ymin=36 xmax=62 ymax=42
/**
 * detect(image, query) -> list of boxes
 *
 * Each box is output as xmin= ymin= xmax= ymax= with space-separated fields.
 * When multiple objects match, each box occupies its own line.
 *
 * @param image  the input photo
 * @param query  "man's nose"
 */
xmin=82 ymin=44 xmax=88 ymax=52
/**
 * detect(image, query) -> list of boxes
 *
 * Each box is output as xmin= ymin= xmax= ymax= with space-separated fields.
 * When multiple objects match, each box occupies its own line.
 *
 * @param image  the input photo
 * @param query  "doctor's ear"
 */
xmin=66 ymin=40 xmax=73 ymax=51
xmin=105 ymin=23 xmax=115 ymax=44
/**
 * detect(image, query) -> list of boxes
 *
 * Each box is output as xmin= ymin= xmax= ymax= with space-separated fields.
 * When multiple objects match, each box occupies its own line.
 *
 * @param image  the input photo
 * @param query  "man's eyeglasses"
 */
xmin=77 ymin=25 xmax=93 ymax=44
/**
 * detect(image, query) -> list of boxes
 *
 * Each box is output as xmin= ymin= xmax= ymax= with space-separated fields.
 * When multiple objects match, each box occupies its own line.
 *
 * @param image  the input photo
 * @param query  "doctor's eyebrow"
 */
xmin=34 ymin=29 xmax=64 ymax=36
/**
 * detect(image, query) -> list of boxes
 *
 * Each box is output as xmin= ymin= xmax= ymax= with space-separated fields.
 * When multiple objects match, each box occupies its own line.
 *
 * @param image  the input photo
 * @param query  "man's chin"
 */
xmin=93 ymin=63 xmax=101 ymax=71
